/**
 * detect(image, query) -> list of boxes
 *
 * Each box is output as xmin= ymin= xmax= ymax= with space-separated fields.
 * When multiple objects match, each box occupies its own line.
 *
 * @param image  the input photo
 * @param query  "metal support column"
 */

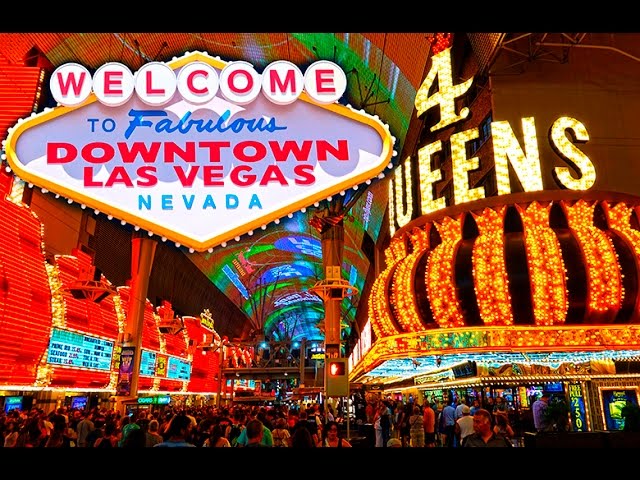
xmin=116 ymin=235 xmax=157 ymax=413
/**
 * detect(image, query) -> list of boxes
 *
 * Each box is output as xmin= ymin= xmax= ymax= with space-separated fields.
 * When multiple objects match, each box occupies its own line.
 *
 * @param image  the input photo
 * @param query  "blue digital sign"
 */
xmin=167 ymin=356 xmax=191 ymax=381
xmin=140 ymin=350 xmax=156 ymax=376
xmin=71 ymin=395 xmax=88 ymax=410
xmin=3 ymin=396 xmax=22 ymax=413
xmin=274 ymin=236 xmax=322 ymax=258
xmin=46 ymin=328 xmax=114 ymax=370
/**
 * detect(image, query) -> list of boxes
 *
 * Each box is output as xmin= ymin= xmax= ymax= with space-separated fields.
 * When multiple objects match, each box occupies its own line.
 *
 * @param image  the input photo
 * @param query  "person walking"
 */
xmin=532 ymin=393 xmax=551 ymax=432
xmin=462 ymin=409 xmax=512 ymax=448
xmin=423 ymin=402 xmax=436 ymax=448
xmin=76 ymin=411 xmax=95 ymax=447
xmin=455 ymin=405 xmax=474 ymax=446
xmin=145 ymin=419 xmax=164 ymax=447
xmin=153 ymin=414 xmax=196 ymax=447
xmin=441 ymin=400 xmax=457 ymax=447
xmin=409 ymin=405 xmax=425 ymax=448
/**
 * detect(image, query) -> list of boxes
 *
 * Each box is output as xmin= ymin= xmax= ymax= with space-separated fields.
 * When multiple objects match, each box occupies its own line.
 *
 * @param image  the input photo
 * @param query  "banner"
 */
xmin=116 ymin=346 xmax=135 ymax=396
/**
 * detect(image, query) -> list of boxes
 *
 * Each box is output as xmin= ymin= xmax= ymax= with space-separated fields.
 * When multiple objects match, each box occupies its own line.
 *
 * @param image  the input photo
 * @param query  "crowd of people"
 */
xmin=0 ymin=393 xmax=561 ymax=448
xmin=368 ymin=396 xmax=518 ymax=448
xmin=0 ymin=402 xmax=356 ymax=448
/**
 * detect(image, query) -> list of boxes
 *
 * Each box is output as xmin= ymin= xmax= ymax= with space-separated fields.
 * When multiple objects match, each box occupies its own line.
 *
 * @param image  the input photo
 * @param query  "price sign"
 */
xmin=46 ymin=328 xmax=114 ymax=370
xmin=167 ymin=356 xmax=191 ymax=381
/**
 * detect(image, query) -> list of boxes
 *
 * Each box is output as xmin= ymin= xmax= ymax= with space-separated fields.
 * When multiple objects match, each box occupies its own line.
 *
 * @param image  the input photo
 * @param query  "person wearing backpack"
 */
xmin=271 ymin=417 xmax=291 ymax=447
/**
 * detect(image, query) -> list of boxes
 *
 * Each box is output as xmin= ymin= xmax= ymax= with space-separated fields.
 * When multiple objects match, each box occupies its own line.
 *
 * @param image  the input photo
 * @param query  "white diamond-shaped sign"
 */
xmin=5 ymin=52 xmax=394 ymax=252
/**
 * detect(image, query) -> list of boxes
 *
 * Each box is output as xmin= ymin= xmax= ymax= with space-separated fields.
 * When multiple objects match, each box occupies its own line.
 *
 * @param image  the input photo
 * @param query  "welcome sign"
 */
xmin=4 ymin=52 xmax=394 ymax=252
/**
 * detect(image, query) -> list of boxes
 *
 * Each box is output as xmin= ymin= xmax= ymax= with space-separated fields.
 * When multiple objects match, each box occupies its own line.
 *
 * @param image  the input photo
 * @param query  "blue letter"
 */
xmin=161 ymin=195 xmax=173 ymax=210
xmin=182 ymin=195 xmax=195 ymax=210
xmin=226 ymin=194 xmax=239 ymax=209
xmin=248 ymin=194 xmax=262 ymax=209
xmin=138 ymin=195 xmax=151 ymax=210
xmin=203 ymin=195 xmax=217 ymax=209
xmin=125 ymin=109 xmax=167 ymax=139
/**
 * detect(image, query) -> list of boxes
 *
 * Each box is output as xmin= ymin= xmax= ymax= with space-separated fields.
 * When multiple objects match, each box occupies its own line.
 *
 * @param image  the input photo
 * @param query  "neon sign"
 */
xmin=390 ymin=47 xmax=596 ymax=235
xmin=6 ymin=52 xmax=394 ymax=252
xmin=568 ymin=383 xmax=587 ymax=432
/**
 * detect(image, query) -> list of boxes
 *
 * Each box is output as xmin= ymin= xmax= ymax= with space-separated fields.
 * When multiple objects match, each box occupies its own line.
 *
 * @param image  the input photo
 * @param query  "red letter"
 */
xmin=315 ymin=69 xmax=335 ymax=94
xmin=104 ymin=70 xmax=123 ymax=95
xmin=269 ymin=140 xmax=313 ymax=161
xmin=137 ymin=166 xmax=158 ymax=187
xmin=55 ymin=71 xmax=87 ymax=96
xmin=234 ymin=141 xmax=267 ymax=162
xmin=187 ymin=69 xmax=209 ymax=95
xmin=259 ymin=165 xmax=288 ymax=186
xmin=81 ymin=142 xmax=115 ymax=164
xmin=105 ymin=166 xmax=134 ymax=187
xmin=146 ymin=70 xmax=164 ymax=95
xmin=294 ymin=164 xmax=315 ymax=185
xmin=118 ymin=142 xmax=162 ymax=164
xmin=230 ymin=165 xmax=257 ymax=186
xmin=228 ymin=70 xmax=253 ymax=94
xmin=83 ymin=167 xmax=103 ymax=187
xmin=200 ymin=141 xmax=230 ymax=162
xmin=47 ymin=142 xmax=77 ymax=164
xmin=174 ymin=166 xmax=200 ymax=187
xmin=269 ymin=69 xmax=296 ymax=94
xmin=203 ymin=165 xmax=225 ymax=186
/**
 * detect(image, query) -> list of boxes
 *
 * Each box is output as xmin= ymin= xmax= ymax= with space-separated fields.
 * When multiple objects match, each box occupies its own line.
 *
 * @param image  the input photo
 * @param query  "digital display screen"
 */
xmin=140 ymin=350 xmax=156 ymax=376
xmin=544 ymin=382 xmax=564 ymax=393
xmin=167 ymin=356 xmax=191 ymax=381
xmin=345 ymin=178 xmax=387 ymax=244
xmin=186 ymin=177 xmax=384 ymax=342
xmin=602 ymin=389 xmax=639 ymax=431
xmin=3 ymin=396 xmax=22 ymax=413
xmin=234 ymin=379 xmax=257 ymax=391
xmin=46 ymin=328 xmax=114 ymax=370
xmin=71 ymin=396 xmax=88 ymax=410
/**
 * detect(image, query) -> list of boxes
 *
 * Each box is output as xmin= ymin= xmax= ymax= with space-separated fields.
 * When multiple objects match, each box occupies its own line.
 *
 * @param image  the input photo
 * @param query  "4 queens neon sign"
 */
xmin=50 ymin=58 xmax=347 ymax=108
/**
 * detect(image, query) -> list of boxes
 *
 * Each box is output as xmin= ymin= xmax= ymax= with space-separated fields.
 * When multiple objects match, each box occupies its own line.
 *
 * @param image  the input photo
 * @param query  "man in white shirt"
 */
xmin=455 ymin=399 xmax=467 ymax=420
xmin=455 ymin=405 xmax=474 ymax=446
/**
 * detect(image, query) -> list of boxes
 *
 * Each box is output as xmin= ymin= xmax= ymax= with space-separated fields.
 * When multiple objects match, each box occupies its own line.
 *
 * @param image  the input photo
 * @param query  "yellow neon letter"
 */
xmin=451 ymin=128 xmax=485 ymax=205
xmin=391 ymin=156 xmax=414 ymax=232
xmin=417 ymin=140 xmax=446 ymax=214
xmin=550 ymin=116 xmax=595 ymax=191
xmin=492 ymin=117 xmax=543 ymax=195
xmin=414 ymin=47 xmax=474 ymax=131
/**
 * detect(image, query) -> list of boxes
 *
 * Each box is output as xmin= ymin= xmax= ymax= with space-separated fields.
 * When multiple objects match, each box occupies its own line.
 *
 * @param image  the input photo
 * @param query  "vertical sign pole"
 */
xmin=299 ymin=338 xmax=307 ymax=388
xmin=217 ymin=345 xmax=225 ymax=407
xmin=320 ymin=221 xmax=344 ymax=418
xmin=347 ymin=381 xmax=351 ymax=441
xmin=117 ymin=235 xmax=157 ymax=413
